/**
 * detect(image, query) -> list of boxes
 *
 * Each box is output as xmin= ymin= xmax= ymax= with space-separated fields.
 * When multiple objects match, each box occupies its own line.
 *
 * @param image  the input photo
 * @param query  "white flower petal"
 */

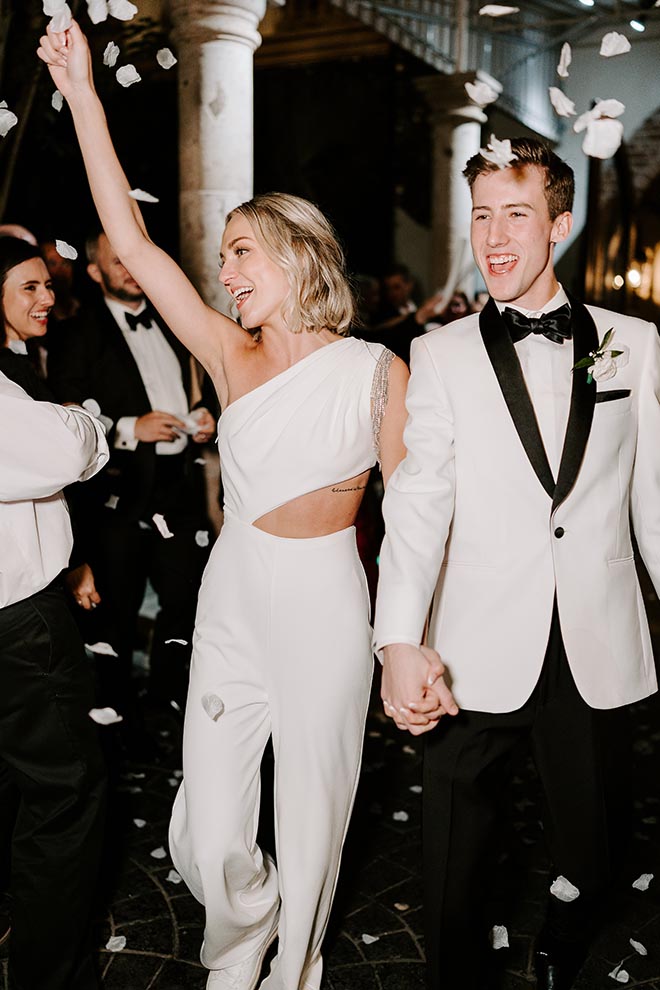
xmin=574 ymin=99 xmax=625 ymax=133
xmin=86 ymin=0 xmax=109 ymax=23
xmin=202 ymin=693 xmax=225 ymax=721
xmin=195 ymin=530 xmax=210 ymax=547
xmin=581 ymin=118 xmax=624 ymax=160
xmin=104 ymin=493 xmax=119 ymax=509
xmin=630 ymin=938 xmax=647 ymax=955
xmin=108 ymin=0 xmax=138 ymax=19
xmin=156 ymin=48 xmax=177 ymax=70
xmin=600 ymin=32 xmax=631 ymax=57
xmin=402 ymin=744 xmax=416 ymax=755
xmin=89 ymin=707 xmax=123 ymax=725
xmin=465 ymin=80 xmax=499 ymax=108
xmin=51 ymin=90 xmax=64 ymax=112
xmin=632 ymin=873 xmax=654 ymax=890
xmin=166 ymin=869 xmax=183 ymax=884
xmin=43 ymin=0 xmax=67 ymax=14
xmin=409 ymin=784 xmax=422 ymax=793
xmin=168 ymin=776 xmax=178 ymax=786
xmin=128 ymin=187 xmax=159 ymax=203
xmin=361 ymin=933 xmax=379 ymax=944
xmin=150 ymin=846 xmax=167 ymax=859
xmin=557 ymin=42 xmax=571 ymax=78
xmin=152 ymin=513 xmax=174 ymax=538
xmin=116 ymin=64 xmax=141 ymax=88
xmin=55 ymin=239 xmax=78 ymax=260
xmin=133 ymin=818 xmax=146 ymax=828
xmin=490 ymin=925 xmax=509 ymax=949
xmin=49 ymin=4 xmax=73 ymax=31
xmin=479 ymin=135 xmax=518 ymax=169
xmin=479 ymin=4 xmax=519 ymax=15
xmin=173 ymin=769 xmax=183 ymax=778
xmin=85 ymin=641 xmax=118 ymax=656
xmin=550 ymin=875 xmax=580 ymax=902
xmin=392 ymin=810 xmax=409 ymax=822
xmin=0 ymin=108 xmax=18 ymax=138
xmin=608 ymin=963 xmax=630 ymax=984
xmin=394 ymin=902 xmax=409 ymax=911
xmin=103 ymin=42 xmax=120 ymax=67
xmin=549 ymin=87 xmax=576 ymax=118
xmin=105 ymin=935 xmax=126 ymax=952
xmin=165 ymin=638 xmax=188 ymax=645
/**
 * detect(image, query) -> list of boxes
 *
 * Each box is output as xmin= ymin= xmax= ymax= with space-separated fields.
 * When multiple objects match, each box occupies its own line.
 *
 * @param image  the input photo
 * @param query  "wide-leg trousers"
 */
xmin=169 ymin=517 xmax=373 ymax=990
xmin=0 ymin=582 xmax=107 ymax=990
xmin=422 ymin=604 xmax=628 ymax=990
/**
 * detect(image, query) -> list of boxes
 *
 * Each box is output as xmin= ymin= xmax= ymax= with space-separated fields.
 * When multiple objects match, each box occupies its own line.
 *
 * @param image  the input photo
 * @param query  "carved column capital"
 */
xmin=168 ymin=0 xmax=267 ymax=51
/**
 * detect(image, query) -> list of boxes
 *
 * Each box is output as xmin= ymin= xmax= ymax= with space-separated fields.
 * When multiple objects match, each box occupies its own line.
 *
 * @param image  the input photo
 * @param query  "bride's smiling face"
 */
xmin=2 ymin=257 xmax=54 ymax=342
xmin=219 ymin=215 xmax=291 ymax=332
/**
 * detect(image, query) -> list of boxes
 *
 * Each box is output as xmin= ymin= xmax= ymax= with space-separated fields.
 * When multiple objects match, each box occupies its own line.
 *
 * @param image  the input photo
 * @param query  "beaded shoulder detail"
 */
xmin=369 ymin=345 xmax=395 ymax=464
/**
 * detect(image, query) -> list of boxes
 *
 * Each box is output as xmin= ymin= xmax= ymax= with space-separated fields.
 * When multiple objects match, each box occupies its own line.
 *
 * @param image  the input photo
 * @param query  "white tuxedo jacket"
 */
xmin=374 ymin=295 xmax=660 ymax=712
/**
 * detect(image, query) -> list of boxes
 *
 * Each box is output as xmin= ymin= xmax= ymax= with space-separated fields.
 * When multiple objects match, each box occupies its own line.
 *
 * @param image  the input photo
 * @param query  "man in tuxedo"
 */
xmin=48 ymin=229 xmax=214 ymax=732
xmin=374 ymin=138 xmax=660 ymax=989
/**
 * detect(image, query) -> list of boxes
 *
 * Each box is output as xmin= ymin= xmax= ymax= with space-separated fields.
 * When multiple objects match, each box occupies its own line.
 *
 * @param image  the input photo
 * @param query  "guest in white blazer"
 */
xmin=374 ymin=137 xmax=660 ymax=990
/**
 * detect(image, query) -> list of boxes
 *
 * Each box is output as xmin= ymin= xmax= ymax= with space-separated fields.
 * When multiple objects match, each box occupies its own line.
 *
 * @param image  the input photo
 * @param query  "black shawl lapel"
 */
xmin=479 ymin=299 xmax=555 ymax=499
xmin=552 ymin=291 xmax=598 ymax=510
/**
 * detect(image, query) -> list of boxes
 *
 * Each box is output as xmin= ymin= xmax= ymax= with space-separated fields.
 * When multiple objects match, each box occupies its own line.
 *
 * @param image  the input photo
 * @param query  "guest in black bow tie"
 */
xmin=375 ymin=137 xmax=660 ymax=990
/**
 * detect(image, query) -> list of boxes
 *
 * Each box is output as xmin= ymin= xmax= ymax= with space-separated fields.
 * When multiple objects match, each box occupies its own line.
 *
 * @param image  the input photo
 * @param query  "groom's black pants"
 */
xmin=422 ymin=605 xmax=628 ymax=989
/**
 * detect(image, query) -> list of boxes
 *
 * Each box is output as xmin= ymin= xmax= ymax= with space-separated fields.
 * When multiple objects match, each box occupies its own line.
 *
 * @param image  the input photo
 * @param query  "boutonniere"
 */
xmin=573 ymin=328 xmax=628 ymax=384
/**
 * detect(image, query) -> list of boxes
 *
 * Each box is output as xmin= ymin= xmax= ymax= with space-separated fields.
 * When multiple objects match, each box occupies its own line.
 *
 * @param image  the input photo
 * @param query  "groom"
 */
xmin=374 ymin=137 xmax=660 ymax=990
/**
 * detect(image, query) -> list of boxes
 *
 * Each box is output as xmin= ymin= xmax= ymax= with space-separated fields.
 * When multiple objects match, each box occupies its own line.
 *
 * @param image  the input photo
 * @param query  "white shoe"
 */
xmin=206 ymin=920 xmax=278 ymax=990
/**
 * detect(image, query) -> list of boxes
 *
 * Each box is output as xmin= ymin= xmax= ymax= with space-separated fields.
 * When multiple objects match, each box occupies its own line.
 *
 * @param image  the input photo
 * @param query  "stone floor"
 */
xmin=2 ymin=589 xmax=660 ymax=989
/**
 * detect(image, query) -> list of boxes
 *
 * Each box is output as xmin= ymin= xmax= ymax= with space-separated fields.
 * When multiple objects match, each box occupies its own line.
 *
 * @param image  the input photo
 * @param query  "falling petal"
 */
xmin=402 ymin=745 xmax=416 ymax=755
xmin=128 ymin=187 xmax=159 ymax=203
xmin=392 ymin=810 xmax=409 ymax=822
xmin=194 ymin=457 xmax=205 ymax=465
xmin=133 ymin=818 xmax=146 ymax=828
xmin=202 ymin=693 xmax=225 ymax=721
xmin=103 ymin=42 xmax=120 ymax=67
xmin=549 ymin=87 xmax=576 ymax=117
xmin=116 ymin=65 xmax=141 ymax=88
xmin=105 ymin=935 xmax=126 ymax=952
xmin=55 ymin=239 xmax=78 ymax=260
xmin=195 ymin=530 xmax=210 ymax=547
xmin=165 ymin=638 xmax=188 ymax=645
xmin=89 ymin=707 xmax=123 ymax=725
xmin=479 ymin=135 xmax=518 ymax=169
xmin=409 ymin=784 xmax=422 ymax=793
xmin=156 ymin=47 xmax=177 ymax=69
xmin=608 ymin=964 xmax=630 ymax=983
xmin=150 ymin=846 xmax=167 ymax=859
xmin=630 ymin=938 xmax=647 ymax=955
xmin=166 ymin=869 xmax=183 ymax=884
xmin=0 ymin=108 xmax=18 ymax=138
xmin=168 ymin=777 xmax=178 ymax=786
xmin=490 ymin=925 xmax=509 ymax=949
xmin=52 ymin=90 xmax=64 ymax=112
xmin=394 ymin=902 xmax=410 ymax=911
xmin=49 ymin=4 xmax=73 ymax=31
xmin=104 ymin=494 xmax=119 ymax=509
xmin=465 ymin=80 xmax=499 ymax=108
xmin=479 ymin=4 xmax=519 ymax=14
xmin=550 ymin=876 xmax=580 ymax=902
xmin=361 ymin=933 xmax=380 ymax=944
xmin=86 ymin=0 xmax=109 ymax=23
xmin=85 ymin=642 xmax=119 ymax=657
xmin=43 ymin=0 xmax=68 ymax=13
xmin=108 ymin=0 xmax=138 ymax=19
xmin=152 ymin=513 xmax=174 ymax=538
xmin=600 ymin=32 xmax=631 ymax=57
xmin=173 ymin=769 xmax=183 ymax=778
xmin=557 ymin=42 xmax=571 ymax=78
xmin=581 ymin=118 xmax=624 ymax=159
xmin=632 ymin=873 xmax=654 ymax=890
xmin=573 ymin=99 xmax=625 ymax=133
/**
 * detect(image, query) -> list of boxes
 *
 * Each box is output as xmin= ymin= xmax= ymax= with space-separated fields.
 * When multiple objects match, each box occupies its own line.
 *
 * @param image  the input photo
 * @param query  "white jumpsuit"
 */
xmin=169 ymin=337 xmax=394 ymax=989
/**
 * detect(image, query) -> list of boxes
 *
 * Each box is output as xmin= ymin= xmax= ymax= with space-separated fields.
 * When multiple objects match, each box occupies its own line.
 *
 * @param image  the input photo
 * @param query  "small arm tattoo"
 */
xmin=332 ymin=484 xmax=367 ymax=493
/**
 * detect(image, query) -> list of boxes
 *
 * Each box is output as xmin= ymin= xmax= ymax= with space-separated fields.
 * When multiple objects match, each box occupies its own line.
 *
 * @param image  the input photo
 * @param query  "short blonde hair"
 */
xmin=226 ymin=193 xmax=354 ymax=336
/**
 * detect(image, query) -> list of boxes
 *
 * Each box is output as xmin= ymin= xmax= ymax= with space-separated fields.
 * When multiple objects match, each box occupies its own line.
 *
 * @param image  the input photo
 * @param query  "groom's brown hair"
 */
xmin=463 ymin=137 xmax=574 ymax=220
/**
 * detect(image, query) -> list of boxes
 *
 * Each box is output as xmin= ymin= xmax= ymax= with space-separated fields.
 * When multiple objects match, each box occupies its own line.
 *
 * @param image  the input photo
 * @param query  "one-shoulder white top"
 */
xmin=217 ymin=337 xmax=394 ymax=524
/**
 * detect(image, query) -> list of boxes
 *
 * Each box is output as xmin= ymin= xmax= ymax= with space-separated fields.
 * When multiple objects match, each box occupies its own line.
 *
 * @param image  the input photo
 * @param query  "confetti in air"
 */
xmin=195 ymin=530 xmax=210 ymax=547
xmin=128 ymin=188 xmax=159 ymax=203
xmin=361 ymin=934 xmax=380 ymax=945
xmin=166 ymin=869 xmax=183 ymax=884
xmin=632 ymin=873 xmax=654 ymax=890
xmin=85 ymin=642 xmax=118 ymax=656
xmin=392 ymin=810 xmax=409 ymax=822
xmin=202 ymin=693 xmax=225 ymax=721
xmin=105 ymin=935 xmax=126 ymax=952
xmin=86 ymin=0 xmax=109 ymax=23
xmin=0 ymin=104 xmax=18 ymax=138
xmin=152 ymin=513 xmax=174 ymax=539
xmin=52 ymin=90 xmax=64 ymax=112
xmin=600 ymin=32 xmax=631 ymax=57
xmin=55 ymin=239 xmax=78 ymax=260
xmin=549 ymin=87 xmax=576 ymax=118
xmin=479 ymin=135 xmax=518 ymax=169
xmin=133 ymin=818 xmax=146 ymax=828
xmin=550 ymin=876 xmax=580 ymax=902
xmin=156 ymin=48 xmax=177 ymax=69
xmin=465 ymin=79 xmax=500 ymax=109
xmin=573 ymin=100 xmax=625 ymax=160
xmin=89 ymin=707 xmax=123 ymax=725
xmin=165 ymin=638 xmax=188 ymax=646
xmin=49 ymin=3 xmax=73 ymax=31
xmin=108 ymin=0 xmax=138 ymax=19
xmin=103 ymin=42 xmax=120 ymax=67
xmin=479 ymin=4 xmax=519 ymax=15
xmin=557 ymin=42 xmax=572 ymax=78
xmin=490 ymin=925 xmax=509 ymax=949
xmin=608 ymin=963 xmax=630 ymax=984
xmin=150 ymin=846 xmax=167 ymax=860
xmin=116 ymin=65 xmax=141 ymax=88
xmin=629 ymin=939 xmax=647 ymax=955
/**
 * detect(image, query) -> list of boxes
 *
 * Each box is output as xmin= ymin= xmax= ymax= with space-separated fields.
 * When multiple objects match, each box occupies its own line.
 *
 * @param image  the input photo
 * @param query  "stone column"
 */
xmin=415 ymin=73 xmax=494 ymax=296
xmin=169 ymin=0 xmax=267 ymax=312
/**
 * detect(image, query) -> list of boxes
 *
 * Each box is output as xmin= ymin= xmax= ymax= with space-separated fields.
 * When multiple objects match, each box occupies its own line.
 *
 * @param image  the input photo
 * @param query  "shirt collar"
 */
xmin=104 ymin=296 xmax=149 ymax=331
xmin=494 ymin=284 xmax=569 ymax=319
xmin=7 ymin=339 xmax=28 ymax=355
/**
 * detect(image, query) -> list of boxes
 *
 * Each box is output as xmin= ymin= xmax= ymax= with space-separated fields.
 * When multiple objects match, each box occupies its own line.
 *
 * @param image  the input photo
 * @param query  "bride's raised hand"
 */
xmin=37 ymin=20 xmax=94 ymax=101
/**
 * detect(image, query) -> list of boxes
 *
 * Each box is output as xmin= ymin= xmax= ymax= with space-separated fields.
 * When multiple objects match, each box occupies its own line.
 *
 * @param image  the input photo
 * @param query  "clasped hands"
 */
xmin=381 ymin=643 xmax=458 ymax=736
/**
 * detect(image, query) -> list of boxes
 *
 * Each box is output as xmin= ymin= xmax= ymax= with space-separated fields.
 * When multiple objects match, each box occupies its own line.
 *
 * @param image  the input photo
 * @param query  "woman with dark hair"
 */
xmin=0 ymin=236 xmax=55 ymax=400
xmin=38 ymin=18 xmax=450 ymax=990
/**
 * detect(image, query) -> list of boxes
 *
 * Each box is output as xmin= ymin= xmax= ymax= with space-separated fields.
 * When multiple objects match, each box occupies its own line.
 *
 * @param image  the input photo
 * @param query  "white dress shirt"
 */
xmin=0 ymin=373 xmax=109 ymax=607
xmin=104 ymin=298 xmax=190 ymax=456
xmin=497 ymin=285 xmax=571 ymax=477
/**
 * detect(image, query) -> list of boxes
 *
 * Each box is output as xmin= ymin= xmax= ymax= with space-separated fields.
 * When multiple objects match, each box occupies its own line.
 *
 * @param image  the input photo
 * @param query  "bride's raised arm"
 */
xmin=37 ymin=19 xmax=235 ymax=381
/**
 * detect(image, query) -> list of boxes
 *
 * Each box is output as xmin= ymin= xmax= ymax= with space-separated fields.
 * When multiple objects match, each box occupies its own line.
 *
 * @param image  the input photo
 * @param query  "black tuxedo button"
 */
xmin=554 ymin=527 xmax=565 ymax=539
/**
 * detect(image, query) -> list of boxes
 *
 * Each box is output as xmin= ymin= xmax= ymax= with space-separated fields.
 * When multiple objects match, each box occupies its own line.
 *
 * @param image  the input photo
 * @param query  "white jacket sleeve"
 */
xmin=373 ymin=334 xmax=456 ymax=652
xmin=0 ymin=375 xmax=109 ymax=501
xmin=630 ymin=322 xmax=660 ymax=595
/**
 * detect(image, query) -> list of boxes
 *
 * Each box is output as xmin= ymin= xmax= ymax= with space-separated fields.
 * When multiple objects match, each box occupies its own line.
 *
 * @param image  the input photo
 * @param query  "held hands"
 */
xmin=381 ymin=643 xmax=458 ymax=736
xmin=37 ymin=19 xmax=94 ymax=101
xmin=135 ymin=411 xmax=187 ymax=443
xmin=191 ymin=407 xmax=216 ymax=444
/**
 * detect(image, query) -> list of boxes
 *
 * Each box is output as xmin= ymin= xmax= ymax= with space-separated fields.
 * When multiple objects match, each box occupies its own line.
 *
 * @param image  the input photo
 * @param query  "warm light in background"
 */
xmin=612 ymin=274 xmax=625 ymax=289
xmin=626 ymin=268 xmax=642 ymax=288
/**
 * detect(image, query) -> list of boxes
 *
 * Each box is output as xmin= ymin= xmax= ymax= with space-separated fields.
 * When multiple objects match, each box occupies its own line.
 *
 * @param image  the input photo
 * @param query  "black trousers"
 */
xmin=422 ymin=606 xmax=628 ymax=990
xmin=0 ymin=583 xmax=107 ymax=990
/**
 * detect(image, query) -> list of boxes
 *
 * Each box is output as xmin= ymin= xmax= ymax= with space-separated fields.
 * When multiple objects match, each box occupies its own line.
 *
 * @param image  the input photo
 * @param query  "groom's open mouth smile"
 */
xmin=487 ymin=253 xmax=518 ymax=275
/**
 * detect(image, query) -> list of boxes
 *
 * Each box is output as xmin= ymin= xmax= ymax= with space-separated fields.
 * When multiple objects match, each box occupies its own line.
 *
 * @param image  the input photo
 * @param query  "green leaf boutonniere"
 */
xmin=573 ymin=328 xmax=628 ymax=384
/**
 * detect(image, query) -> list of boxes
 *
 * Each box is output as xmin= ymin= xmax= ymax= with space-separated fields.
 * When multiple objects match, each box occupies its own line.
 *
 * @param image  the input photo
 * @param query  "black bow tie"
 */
xmin=125 ymin=304 xmax=155 ymax=332
xmin=502 ymin=303 xmax=572 ymax=345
